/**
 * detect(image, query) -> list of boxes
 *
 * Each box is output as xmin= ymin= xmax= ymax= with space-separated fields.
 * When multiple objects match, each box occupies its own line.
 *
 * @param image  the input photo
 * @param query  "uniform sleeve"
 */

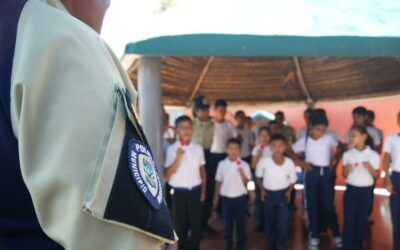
xmin=330 ymin=135 xmax=339 ymax=148
xmin=164 ymin=145 xmax=175 ymax=168
xmin=215 ymin=163 xmax=223 ymax=182
xmin=383 ymin=135 xmax=393 ymax=153
xmin=342 ymin=152 xmax=349 ymax=166
xmin=10 ymin=3 xmax=163 ymax=249
xmin=255 ymin=159 xmax=264 ymax=178
xmin=199 ymin=146 xmax=206 ymax=165
xmin=244 ymin=163 xmax=252 ymax=180
xmin=370 ymin=129 xmax=381 ymax=146
xmin=344 ymin=130 xmax=350 ymax=144
xmin=251 ymin=145 xmax=258 ymax=156
xmin=370 ymin=152 xmax=380 ymax=170
xmin=292 ymin=138 xmax=305 ymax=153
xmin=288 ymin=160 xmax=297 ymax=184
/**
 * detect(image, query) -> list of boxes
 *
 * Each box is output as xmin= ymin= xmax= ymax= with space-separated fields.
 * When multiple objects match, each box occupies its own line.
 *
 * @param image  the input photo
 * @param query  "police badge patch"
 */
xmin=128 ymin=139 xmax=163 ymax=210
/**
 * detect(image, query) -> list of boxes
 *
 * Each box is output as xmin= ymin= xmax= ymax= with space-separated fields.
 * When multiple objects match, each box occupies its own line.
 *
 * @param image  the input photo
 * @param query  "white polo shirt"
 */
xmin=237 ymin=127 xmax=254 ymax=158
xmin=210 ymin=120 xmax=238 ymax=154
xmin=251 ymin=144 xmax=273 ymax=158
xmin=342 ymin=146 xmax=380 ymax=187
xmin=292 ymin=134 xmax=338 ymax=166
xmin=383 ymin=134 xmax=400 ymax=172
xmin=344 ymin=126 xmax=381 ymax=146
xmin=255 ymin=156 xmax=297 ymax=191
xmin=215 ymin=158 xmax=251 ymax=198
xmin=164 ymin=141 xmax=205 ymax=189
xmin=297 ymin=127 xmax=339 ymax=142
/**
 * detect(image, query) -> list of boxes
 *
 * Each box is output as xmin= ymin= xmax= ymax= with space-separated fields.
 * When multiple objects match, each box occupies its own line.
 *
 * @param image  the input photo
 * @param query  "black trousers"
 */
xmin=173 ymin=187 xmax=202 ymax=250
xmin=202 ymin=151 xmax=226 ymax=229
xmin=343 ymin=185 xmax=373 ymax=250
xmin=221 ymin=195 xmax=247 ymax=250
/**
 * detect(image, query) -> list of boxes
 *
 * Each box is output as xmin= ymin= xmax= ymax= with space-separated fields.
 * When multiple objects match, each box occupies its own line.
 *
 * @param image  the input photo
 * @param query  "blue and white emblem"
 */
xmin=128 ymin=139 xmax=163 ymax=210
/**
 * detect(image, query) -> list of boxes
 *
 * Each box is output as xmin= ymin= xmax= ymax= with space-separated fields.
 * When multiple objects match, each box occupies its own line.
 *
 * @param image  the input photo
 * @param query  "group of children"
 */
xmin=163 ymin=96 xmax=400 ymax=250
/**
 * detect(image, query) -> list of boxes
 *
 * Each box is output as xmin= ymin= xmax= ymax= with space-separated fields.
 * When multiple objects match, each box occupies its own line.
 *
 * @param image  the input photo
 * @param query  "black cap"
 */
xmin=215 ymin=99 xmax=228 ymax=108
xmin=193 ymin=95 xmax=210 ymax=109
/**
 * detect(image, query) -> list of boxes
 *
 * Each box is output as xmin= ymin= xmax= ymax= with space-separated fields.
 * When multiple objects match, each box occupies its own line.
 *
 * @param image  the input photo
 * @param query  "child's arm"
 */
xmin=285 ymin=184 xmax=294 ymax=202
xmin=362 ymin=161 xmax=379 ymax=178
xmin=238 ymin=167 xmax=250 ymax=185
xmin=256 ymin=177 xmax=266 ymax=202
xmin=342 ymin=164 xmax=353 ymax=178
xmin=212 ymin=181 xmax=222 ymax=209
xmin=286 ymin=149 xmax=312 ymax=172
xmin=164 ymin=148 xmax=184 ymax=178
xmin=199 ymin=164 xmax=207 ymax=202
xmin=251 ymin=150 xmax=263 ymax=169
xmin=383 ymin=153 xmax=393 ymax=192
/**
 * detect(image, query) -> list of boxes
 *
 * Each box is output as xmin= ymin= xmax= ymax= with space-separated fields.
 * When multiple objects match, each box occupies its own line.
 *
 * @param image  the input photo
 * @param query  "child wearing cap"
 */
xmin=164 ymin=115 xmax=207 ymax=250
xmin=213 ymin=138 xmax=251 ymax=250
xmin=383 ymin=111 xmax=400 ymax=250
xmin=342 ymin=125 xmax=380 ymax=250
xmin=250 ymin=126 xmax=272 ymax=231
xmin=256 ymin=134 xmax=297 ymax=250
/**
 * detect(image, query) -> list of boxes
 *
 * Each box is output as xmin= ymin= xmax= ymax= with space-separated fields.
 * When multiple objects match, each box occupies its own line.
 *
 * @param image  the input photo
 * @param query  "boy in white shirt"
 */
xmin=235 ymin=110 xmax=254 ymax=164
xmin=342 ymin=125 xmax=380 ymax=250
xmin=383 ymin=111 xmax=400 ymax=250
xmin=291 ymin=113 xmax=342 ymax=250
xmin=256 ymin=134 xmax=297 ymax=250
xmin=213 ymin=138 xmax=251 ymax=250
xmin=250 ymin=126 xmax=272 ymax=231
xmin=344 ymin=106 xmax=381 ymax=152
xmin=164 ymin=115 xmax=207 ymax=250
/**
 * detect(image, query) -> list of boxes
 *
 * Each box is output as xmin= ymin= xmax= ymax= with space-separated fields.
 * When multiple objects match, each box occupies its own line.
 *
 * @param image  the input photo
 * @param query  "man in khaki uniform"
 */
xmin=3 ymin=0 xmax=176 ymax=249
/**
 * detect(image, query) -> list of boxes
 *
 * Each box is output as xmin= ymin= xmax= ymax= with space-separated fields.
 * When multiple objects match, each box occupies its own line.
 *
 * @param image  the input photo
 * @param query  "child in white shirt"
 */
xmin=256 ymin=134 xmax=297 ymax=250
xmin=342 ymin=125 xmax=380 ymax=250
xmin=213 ymin=138 xmax=251 ymax=250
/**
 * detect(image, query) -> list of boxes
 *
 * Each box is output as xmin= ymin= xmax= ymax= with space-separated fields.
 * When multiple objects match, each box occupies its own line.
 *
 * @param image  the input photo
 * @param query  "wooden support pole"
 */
xmin=293 ymin=57 xmax=314 ymax=106
xmin=188 ymin=56 xmax=215 ymax=102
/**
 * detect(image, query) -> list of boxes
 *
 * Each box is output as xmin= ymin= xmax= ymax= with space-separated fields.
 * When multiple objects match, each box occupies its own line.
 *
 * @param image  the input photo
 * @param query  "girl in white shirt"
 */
xmin=383 ymin=111 xmax=400 ymax=250
xmin=291 ymin=113 xmax=342 ymax=250
xmin=342 ymin=125 xmax=380 ymax=250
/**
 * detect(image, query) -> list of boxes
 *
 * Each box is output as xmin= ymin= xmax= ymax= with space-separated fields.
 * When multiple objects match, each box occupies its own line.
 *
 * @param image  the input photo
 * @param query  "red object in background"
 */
xmin=260 ymin=144 xmax=265 ymax=150
xmin=180 ymin=139 xmax=189 ymax=146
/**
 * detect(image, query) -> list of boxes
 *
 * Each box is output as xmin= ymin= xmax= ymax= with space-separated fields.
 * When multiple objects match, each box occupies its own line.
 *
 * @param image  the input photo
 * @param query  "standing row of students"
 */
xmin=163 ymin=96 xmax=400 ymax=250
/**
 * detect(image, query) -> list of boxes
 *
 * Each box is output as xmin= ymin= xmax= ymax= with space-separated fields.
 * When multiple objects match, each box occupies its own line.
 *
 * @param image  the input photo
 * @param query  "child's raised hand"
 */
xmin=362 ymin=161 xmax=372 ymax=169
xmin=176 ymin=147 xmax=185 ymax=158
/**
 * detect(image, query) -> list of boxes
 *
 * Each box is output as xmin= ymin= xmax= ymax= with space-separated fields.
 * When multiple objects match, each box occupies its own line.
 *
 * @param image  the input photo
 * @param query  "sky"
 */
xmin=101 ymin=0 xmax=400 ymax=58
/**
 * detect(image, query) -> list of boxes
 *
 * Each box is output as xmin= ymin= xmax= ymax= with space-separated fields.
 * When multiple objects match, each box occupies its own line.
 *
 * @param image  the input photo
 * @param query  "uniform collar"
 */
xmin=353 ymin=146 xmax=371 ymax=155
xmin=42 ymin=0 xmax=69 ymax=13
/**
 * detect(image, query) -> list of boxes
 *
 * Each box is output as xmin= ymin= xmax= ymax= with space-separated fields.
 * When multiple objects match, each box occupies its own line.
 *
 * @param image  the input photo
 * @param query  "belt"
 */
xmin=173 ymin=185 xmax=201 ymax=191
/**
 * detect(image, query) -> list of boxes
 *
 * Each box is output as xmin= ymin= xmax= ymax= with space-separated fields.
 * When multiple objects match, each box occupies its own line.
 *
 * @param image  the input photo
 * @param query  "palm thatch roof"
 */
xmin=127 ymin=56 xmax=400 ymax=106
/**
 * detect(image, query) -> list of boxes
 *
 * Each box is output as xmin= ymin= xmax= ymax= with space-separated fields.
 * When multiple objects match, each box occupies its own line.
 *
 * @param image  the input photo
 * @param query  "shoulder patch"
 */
xmin=128 ymin=139 xmax=163 ymax=210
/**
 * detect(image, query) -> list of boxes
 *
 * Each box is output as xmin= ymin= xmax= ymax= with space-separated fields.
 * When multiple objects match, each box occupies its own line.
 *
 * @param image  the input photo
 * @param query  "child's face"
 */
xmin=310 ymin=124 xmax=326 ymax=139
xmin=352 ymin=113 xmax=366 ymax=126
xmin=349 ymin=129 xmax=367 ymax=148
xmin=195 ymin=108 xmax=210 ymax=121
xmin=235 ymin=113 xmax=245 ymax=127
xmin=215 ymin=106 xmax=226 ymax=121
xmin=176 ymin=121 xmax=193 ymax=141
xmin=270 ymin=140 xmax=287 ymax=156
xmin=227 ymin=143 xmax=241 ymax=160
xmin=258 ymin=130 xmax=270 ymax=145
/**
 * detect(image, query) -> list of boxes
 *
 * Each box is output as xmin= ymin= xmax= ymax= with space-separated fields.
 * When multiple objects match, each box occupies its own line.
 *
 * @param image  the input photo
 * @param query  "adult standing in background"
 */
xmin=191 ymin=96 xmax=215 ymax=233
xmin=2 ymin=0 xmax=176 ymax=248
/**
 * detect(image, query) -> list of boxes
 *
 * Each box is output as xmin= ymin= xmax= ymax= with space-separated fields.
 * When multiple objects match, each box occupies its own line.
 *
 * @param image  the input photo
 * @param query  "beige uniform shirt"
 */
xmin=11 ymin=0 xmax=175 ymax=249
xmin=191 ymin=117 xmax=214 ymax=150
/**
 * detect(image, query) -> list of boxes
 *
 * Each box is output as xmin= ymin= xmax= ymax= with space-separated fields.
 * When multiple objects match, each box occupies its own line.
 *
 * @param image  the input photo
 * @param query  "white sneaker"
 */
xmin=334 ymin=236 xmax=343 ymax=248
xmin=308 ymin=238 xmax=319 ymax=250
